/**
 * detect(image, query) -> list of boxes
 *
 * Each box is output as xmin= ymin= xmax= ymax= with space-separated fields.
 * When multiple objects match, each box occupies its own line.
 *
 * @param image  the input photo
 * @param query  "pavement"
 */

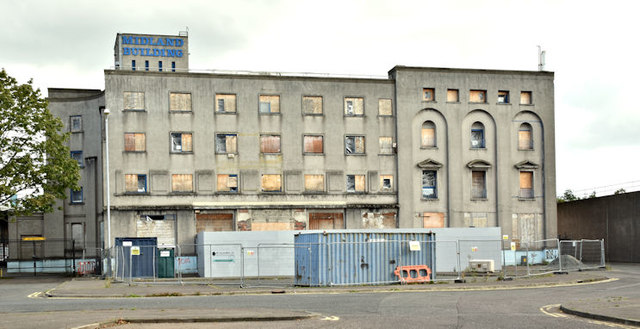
xmin=9 ymin=269 xmax=640 ymax=328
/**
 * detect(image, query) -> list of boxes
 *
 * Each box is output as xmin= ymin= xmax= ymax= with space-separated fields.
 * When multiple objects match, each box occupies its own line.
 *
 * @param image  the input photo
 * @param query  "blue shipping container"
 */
xmin=294 ymin=230 xmax=435 ymax=286
xmin=115 ymin=237 xmax=157 ymax=278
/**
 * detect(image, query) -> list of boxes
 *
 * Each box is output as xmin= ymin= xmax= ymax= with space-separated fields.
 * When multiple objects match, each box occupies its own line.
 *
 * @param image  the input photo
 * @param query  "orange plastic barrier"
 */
xmin=394 ymin=265 xmax=432 ymax=283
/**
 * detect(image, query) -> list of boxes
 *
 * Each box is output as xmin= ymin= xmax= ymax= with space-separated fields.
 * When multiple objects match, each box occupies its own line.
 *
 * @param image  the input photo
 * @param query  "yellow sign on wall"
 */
xmin=22 ymin=237 xmax=46 ymax=241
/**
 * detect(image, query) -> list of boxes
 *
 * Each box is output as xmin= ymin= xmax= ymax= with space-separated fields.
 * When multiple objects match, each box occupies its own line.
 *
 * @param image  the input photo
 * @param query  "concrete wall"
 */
xmin=557 ymin=192 xmax=640 ymax=263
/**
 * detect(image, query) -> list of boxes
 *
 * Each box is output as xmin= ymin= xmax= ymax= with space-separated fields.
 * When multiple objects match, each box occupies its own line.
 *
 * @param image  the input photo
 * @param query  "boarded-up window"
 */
xmin=304 ymin=174 xmax=324 ymax=192
xmin=518 ymin=123 xmax=533 ymax=150
xmin=422 ymin=170 xmax=437 ymax=198
xmin=303 ymin=96 xmax=322 ymax=114
xmin=380 ymin=175 xmax=393 ymax=191
xmin=70 ymin=115 xmax=82 ymax=132
xmin=217 ymin=174 xmax=238 ymax=192
xmin=519 ymin=171 xmax=533 ymax=198
xmin=196 ymin=213 xmax=234 ymax=232
xmin=71 ymin=223 xmax=84 ymax=249
xmin=346 ymin=174 xmax=366 ymax=192
xmin=378 ymin=98 xmax=392 ymax=116
xmin=216 ymin=134 xmax=237 ymax=153
xmin=423 ymin=212 xmax=445 ymax=228
xmin=260 ymin=135 xmax=281 ymax=153
xmin=421 ymin=121 xmax=436 ymax=147
xmin=124 ymin=133 xmax=146 ymax=152
xmin=259 ymin=95 xmax=280 ymax=113
xmin=512 ymin=213 xmax=540 ymax=244
xmin=464 ymin=213 xmax=488 ymax=227
xmin=498 ymin=90 xmax=509 ymax=104
xmin=309 ymin=213 xmax=344 ymax=230
xmin=344 ymin=97 xmax=364 ymax=116
xmin=471 ymin=122 xmax=485 ymax=148
xmin=520 ymin=91 xmax=532 ymax=105
xmin=469 ymin=90 xmax=486 ymax=103
xmin=215 ymin=94 xmax=236 ymax=113
xmin=124 ymin=92 xmax=145 ymax=110
xmin=125 ymin=174 xmax=147 ymax=192
xmin=471 ymin=171 xmax=486 ymax=199
xmin=171 ymin=132 xmax=192 ymax=152
xmin=345 ymin=136 xmax=365 ymax=154
xmin=303 ymin=135 xmax=323 ymax=154
xmin=447 ymin=89 xmax=459 ymax=102
xmin=252 ymin=222 xmax=294 ymax=231
xmin=423 ymin=88 xmax=435 ymax=101
xmin=261 ymin=174 xmax=282 ymax=192
xmin=379 ymin=137 xmax=393 ymax=154
xmin=172 ymin=174 xmax=193 ymax=192
xmin=170 ymin=92 xmax=191 ymax=111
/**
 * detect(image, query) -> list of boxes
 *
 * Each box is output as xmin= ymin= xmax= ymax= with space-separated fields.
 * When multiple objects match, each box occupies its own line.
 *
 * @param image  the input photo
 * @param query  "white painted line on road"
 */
xmin=27 ymin=291 xmax=43 ymax=298
xmin=320 ymin=316 xmax=340 ymax=321
xmin=540 ymin=304 xmax=566 ymax=318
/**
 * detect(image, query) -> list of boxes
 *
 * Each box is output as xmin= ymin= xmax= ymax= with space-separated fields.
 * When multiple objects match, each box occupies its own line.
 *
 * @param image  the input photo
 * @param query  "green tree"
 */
xmin=614 ymin=188 xmax=626 ymax=195
xmin=557 ymin=189 xmax=579 ymax=203
xmin=0 ymin=69 xmax=79 ymax=214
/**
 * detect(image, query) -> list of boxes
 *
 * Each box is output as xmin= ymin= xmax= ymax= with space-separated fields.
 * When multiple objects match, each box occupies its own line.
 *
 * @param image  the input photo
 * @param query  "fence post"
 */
xmin=456 ymin=240 xmax=462 ymax=281
xmin=72 ymin=239 xmax=76 ymax=276
xmin=558 ymin=239 xmax=563 ymax=272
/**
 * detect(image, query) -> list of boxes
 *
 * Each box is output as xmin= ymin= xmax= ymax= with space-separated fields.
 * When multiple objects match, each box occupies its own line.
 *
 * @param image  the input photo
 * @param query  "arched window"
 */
xmin=518 ymin=123 xmax=533 ymax=150
xmin=421 ymin=121 xmax=436 ymax=147
xmin=470 ymin=122 xmax=485 ymax=148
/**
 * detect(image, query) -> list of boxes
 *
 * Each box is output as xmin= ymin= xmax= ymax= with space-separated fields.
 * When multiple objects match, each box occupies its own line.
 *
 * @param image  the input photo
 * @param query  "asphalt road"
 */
xmin=1 ymin=264 xmax=638 ymax=328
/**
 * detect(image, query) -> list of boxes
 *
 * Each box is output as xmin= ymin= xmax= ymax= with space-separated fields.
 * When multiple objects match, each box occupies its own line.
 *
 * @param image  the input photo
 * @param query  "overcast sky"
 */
xmin=2 ymin=0 xmax=639 ymax=197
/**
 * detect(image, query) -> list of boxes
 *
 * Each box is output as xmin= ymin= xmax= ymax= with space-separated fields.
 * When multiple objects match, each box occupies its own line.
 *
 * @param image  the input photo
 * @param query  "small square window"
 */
xmin=380 ymin=175 xmax=393 ymax=192
xmin=70 ymin=116 xmax=82 ymax=132
xmin=344 ymin=97 xmax=364 ymax=116
xmin=304 ymin=174 xmax=324 ymax=192
xmin=261 ymin=174 xmax=282 ymax=192
xmin=70 ymin=188 xmax=83 ymax=203
xmin=215 ymin=134 xmax=238 ymax=154
xmin=260 ymin=135 xmax=281 ymax=154
xmin=125 ymin=174 xmax=147 ymax=193
xmin=498 ymin=90 xmax=510 ymax=104
xmin=124 ymin=92 xmax=145 ymax=110
xmin=470 ymin=90 xmax=487 ymax=103
xmin=345 ymin=136 xmax=365 ymax=154
xmin=124 ymin=133 xmax=146 ymax=152
xmin=158 ymin=61 xmax=163 ymax=72
xmin=259 ymin=95 xmax=280 ymax=114
xmin=447 ymin=89 xmax=459 ymax=102
xmin=70 ymin=151 xmax=83 ymax=167
xmin=303 ymin=135 xmax=324 ymax=154
xmin=172 ymin=174 xmax=193 ymax=192
xmin=346 ymin=174 xmax=365 ymax=193
xmin=217 ymin=174 xmax=238 ymax=192
xmin=423 ymin=88 xmax=435 ymax=101
xmin=378 ymin=99 xmax=393 ymax=116
xmin=379 ymin=137 xmax=393 ymax=154
xmin=171 ymin=132 xmax=192 ymax=153
xmin=303 ymin=96 xmax=323 ymax=115
xmin=216 ymin=94 xmax=237 ymax=113
xmin=170 ymin=92 xmax=192 ymax=111
xmin=520 ymin=91 xmax=532 ymax=105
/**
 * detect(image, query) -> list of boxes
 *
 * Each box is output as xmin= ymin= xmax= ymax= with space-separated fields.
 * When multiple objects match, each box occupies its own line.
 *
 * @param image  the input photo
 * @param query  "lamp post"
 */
xmin=103 ymin=108 xmax=112 ymax=277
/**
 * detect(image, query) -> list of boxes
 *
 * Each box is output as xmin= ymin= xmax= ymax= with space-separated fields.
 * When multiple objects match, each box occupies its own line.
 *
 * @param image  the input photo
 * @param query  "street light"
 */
xmin=103 ymin=108 xmax=112 ymax=277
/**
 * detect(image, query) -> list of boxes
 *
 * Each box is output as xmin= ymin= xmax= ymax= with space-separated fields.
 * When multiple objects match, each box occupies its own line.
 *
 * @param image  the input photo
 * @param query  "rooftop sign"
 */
xmin=120 ymin=35 xmax=184 ymax=58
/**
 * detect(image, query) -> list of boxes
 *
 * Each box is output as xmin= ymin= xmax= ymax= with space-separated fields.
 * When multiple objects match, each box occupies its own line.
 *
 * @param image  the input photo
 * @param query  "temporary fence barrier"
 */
xmin=4 ymin=238 xmax=101 ymax=275
xmin=559 ymin=239 xmax=605 ymax=271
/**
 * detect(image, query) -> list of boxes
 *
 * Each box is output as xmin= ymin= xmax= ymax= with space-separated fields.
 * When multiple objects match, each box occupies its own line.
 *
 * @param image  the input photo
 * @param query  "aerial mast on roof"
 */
xmin=537 ymin=45 xmax=546 ymax=71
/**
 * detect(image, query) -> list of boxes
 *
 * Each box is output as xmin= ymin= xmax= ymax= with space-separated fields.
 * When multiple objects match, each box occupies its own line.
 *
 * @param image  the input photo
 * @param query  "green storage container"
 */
xmin=157 ymin=248 xmax=175 ymax=278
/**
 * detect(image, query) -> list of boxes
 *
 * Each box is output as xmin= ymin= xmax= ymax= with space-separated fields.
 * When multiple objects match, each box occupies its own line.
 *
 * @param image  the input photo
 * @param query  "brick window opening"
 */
xmin=379 ymin=137 xmax=393 ymax=154
xmin=259 ymin=95 xmax=280 ymax=114
xmin=471 ymin=171 xmax=487 ymax=199
xmin=124 ymin=92 xmax=145 ymax=110
xmin=344 ymin=97 xmax=364 ymax=116
xmin=447 ymin=89 xmax=459 ymax=102
xmin=169 ymin=92 xmax=192 ymax=111
xmin=217 ymin=174 xmax=238 ymax=192
xmin=260 ymin=135 xmax=281 ymax=154
xmin=172 ymin=174 xmax=193 ymax=192
xmin=520 ymin=91 xmax=532 ymax=105
xmin=303 ymin=96 xmax=323 ymax=115
xmin=470 ymin=122 xmax=485 ymax=149
xmin=171 ymin=132 xmax=192 ymax=153
xmin=261 ymin=174 xmax=282 ymax=192
xmin=216 ymin=94 xmax=237 ymax=113
xmin=125 ymin=133 xmax=146 ymax=152
xmin=125 ymin=174 xmax=147 ymax=193
xmin=421 ymin=121 xmax=436 ymax=148
xmin=469 ymin=90 xmax=487 ymax=103
xmin=519 ymin=171 xmax=533 ymax=199
xmin=345 ymin=136 xmax=365 ymax=154
xmin=378 ymin=98 xmax=392 ymax=116
xmin=346 ymin=174 xmax=366 ymax=193
xmin=304 ymin=174 xmax=324 ymax=192
xmin=303 ymin=135 xmax=323 ymax=154
xmin=422 ymin=170 xmax=437 ymax=199
xmin=498 ymin=90 xmax=510 ymax=104
xmin=215 ymin=134 xmax=237 ymax=154
xmin=423 ymin=88 xmax=435 ymax=101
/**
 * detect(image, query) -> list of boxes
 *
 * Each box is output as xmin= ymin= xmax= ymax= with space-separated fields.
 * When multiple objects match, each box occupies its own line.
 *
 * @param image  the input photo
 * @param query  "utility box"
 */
xmin=469 ymin=259 xmax=495 ymax=273
xmin=157 ymin=248 xmax=175 ymax=278
xmin=294 ymin=230 xmax=436 ymax=286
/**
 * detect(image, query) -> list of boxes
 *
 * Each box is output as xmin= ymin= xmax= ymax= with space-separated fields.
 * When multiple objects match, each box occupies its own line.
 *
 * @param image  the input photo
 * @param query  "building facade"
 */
xmin=9 ymin=32 xmax=556 ymax=264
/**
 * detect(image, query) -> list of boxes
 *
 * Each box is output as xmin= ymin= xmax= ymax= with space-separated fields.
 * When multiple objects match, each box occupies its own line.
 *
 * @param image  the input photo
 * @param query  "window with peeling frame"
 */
xmin=345 ymin=136 xmax=365 ymax=154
